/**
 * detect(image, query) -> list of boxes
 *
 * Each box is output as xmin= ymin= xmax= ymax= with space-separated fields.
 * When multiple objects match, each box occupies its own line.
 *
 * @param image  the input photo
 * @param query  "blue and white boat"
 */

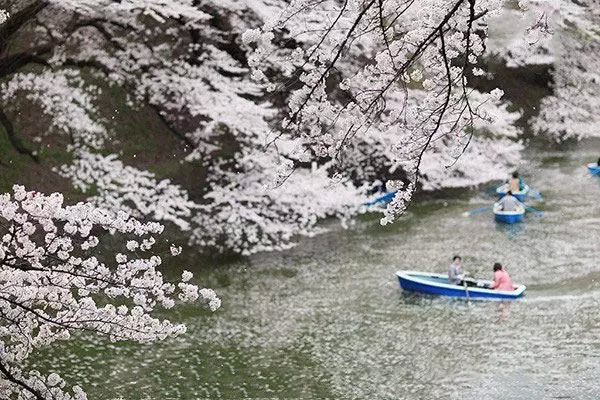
xmin=496 ymin=183 xmax=529 ymax=202
xmin=396 ymin=271 xmax=526 ymax=300
xmin=363 ymin=191 xmax=396 ymax=207
xmin=587 ymin=163 xmax=600 ymax=176
xmin=493 ymin=202 xmax=525 ymax=224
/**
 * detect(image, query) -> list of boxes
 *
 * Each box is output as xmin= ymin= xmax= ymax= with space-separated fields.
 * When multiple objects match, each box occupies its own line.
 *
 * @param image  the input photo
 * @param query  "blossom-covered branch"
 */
xmin=244 ymin=0 xmax=519 ymax=223
xmin=0 ymin=186 xmax=219 ymax=399
xmin=0 ymin=0 xmax=550 ymax=252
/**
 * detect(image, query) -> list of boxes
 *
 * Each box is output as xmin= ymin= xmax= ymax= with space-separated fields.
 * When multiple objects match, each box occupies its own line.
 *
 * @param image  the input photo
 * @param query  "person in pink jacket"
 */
xmin=490 ymin=263 xmax=514 ymax=291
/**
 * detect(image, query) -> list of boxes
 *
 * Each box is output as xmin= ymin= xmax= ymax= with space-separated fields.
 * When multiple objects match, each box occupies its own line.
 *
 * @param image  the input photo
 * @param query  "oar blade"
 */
xmin=525 ymin=205 xmax=544 ymax=217
xmin=464 ymin=206 xmax=492 ymax=217
xmin=529 ymin=189 xmax=543 ymax=200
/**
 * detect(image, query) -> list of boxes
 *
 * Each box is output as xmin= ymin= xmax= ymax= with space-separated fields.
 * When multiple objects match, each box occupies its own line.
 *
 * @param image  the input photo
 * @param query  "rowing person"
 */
xmin=489 ymin=263 xmax=514 ymax=291
xmin=497 ymin=190 xmax=520 ymax=211
xmin=508 ymin=171 xmax=523 ymax=193
xmin=448 ymin=255 xmax=463 ymax=285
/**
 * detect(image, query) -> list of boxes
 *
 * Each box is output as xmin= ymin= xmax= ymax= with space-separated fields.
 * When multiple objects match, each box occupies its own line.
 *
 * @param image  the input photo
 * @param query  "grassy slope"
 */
xmin=0 ymin=101 xmax=79 ymax=199
xmin=96 ymin=79 xmax=210 ymax=198
xmin=0 ymin=71 xmax=209 ymax=201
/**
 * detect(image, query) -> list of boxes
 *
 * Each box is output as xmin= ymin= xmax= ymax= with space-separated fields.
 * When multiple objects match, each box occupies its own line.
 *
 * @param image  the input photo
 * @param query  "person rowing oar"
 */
xmin=497 ymin=190 xmax=520 ymax=211
xmin=508 ymin=171 xmax=524 ymax=193
xmin=448 ymin=255 xmax=463 ymax=285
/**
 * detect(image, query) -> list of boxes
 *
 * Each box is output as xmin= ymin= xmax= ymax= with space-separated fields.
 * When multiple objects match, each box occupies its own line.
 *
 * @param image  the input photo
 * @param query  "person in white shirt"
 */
xmin=448 ymin=255 xmax=462 ymax=285
xmin=497 ymin=190 xmax=520 ymax=211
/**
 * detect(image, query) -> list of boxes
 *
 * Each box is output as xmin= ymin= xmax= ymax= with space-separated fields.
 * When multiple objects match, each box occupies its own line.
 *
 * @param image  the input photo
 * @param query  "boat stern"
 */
xmin=496 ymin=184 xmax=529 ymax=202
xmin=493 ymin=204 xmax=525 ymax=224
xmin=588 ymin=163 xmax=600 ymax=176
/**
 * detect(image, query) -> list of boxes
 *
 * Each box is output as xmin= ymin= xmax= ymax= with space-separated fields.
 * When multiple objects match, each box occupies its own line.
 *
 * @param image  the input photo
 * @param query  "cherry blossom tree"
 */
xmin=2 ymin=1 xmax=594 ymax=396
xmin=486 ymin=0 xmax=600 ymax=140
xmin=0 ymin=185 xmax=220 ymax=399
xmin=526 ymin=0 xmax=600 ymax=140
xmin=0 ymin=0 xmax=582 ymax=254
xmin=244 ymin=0 xmax=526 ymax=223
xmin=0 ymin=0 xmax=368 ymax=253
xmin=0 ymin=0 xmax=212 ymax=183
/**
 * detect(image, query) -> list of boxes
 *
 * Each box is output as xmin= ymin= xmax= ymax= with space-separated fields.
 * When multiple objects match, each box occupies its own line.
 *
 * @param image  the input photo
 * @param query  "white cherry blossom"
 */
xmin=0 ymin=186 xmax=219 ymax=399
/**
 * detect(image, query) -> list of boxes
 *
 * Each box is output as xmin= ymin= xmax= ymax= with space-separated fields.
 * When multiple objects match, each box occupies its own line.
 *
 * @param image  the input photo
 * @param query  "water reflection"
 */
xmin=494 ymin=221 xmax=524 ymax=238
xmin=495 ymin=302 xmax=512 ymax=322
xmin=27 ymin=140 xmax=600 ymax=400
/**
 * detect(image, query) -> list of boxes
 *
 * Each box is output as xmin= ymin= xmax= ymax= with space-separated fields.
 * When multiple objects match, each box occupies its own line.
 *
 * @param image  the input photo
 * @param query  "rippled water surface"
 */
xmin=32 ymin=141 xmax=600 ymax=399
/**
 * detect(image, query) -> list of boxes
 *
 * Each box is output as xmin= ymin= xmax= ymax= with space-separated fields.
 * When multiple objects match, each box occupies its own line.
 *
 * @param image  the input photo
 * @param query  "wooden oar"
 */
xmin=462 ymin=275 xmax=470 ymax=302
xmin=462 ymin=206 xmax=492 ymax=217
xmin=524 ymin=205 xmax=544 ymax=217
xmin=529 ymin=189 xmax=543 ymax=200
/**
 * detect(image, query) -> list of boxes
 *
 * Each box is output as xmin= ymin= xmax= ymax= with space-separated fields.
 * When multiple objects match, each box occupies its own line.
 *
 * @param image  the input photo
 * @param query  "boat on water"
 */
xmin=363 ymin=191 xmax=396 ymax=207
xmin=493 ymin=202 xmax=525 ymax=224
xmin=396 ymin=271 xmax=526 ymax=300
xmin=587 ymin=163 xmax=600 ymax=176
xmin=496 ymin=183 xmax=529 ymax=202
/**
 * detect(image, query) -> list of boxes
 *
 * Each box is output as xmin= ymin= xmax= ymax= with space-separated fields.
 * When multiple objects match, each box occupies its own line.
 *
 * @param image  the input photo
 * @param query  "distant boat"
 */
xmin=493 ymin=202 xmax=525 ymax=224
xmin=396 ymin=271 xmax=526 ymax=300
xmin=587 ymin=163 xmax=600 ymax=176
xmin=363 ymin=191 xmax=396 ymax=207
xmin=496 ymin=183 xmax=529 ymax=202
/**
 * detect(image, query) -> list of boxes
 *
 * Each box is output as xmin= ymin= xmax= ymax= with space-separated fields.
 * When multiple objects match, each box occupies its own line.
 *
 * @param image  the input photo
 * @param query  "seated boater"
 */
xmin=507 ymin=171 xmax=523 ymax=193
xmin=448 ymin=255 xmax=463 ymax=285
xmin=489 ymin=263 xmax=514 ymax=291
xmin=497 ymin=190 xmax=520 ymax=211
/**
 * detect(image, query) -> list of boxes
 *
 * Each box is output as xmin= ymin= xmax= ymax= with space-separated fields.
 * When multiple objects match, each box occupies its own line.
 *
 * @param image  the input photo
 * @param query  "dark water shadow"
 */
xmin=494 ymin=222 xmax=525 ymax=238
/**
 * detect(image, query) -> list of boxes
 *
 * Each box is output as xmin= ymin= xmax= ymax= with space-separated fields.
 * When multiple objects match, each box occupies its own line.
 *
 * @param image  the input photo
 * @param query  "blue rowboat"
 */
xmin=496 ymin=183 xmax=529 ymax=202
xmin=493 ymin=202 xmax=525 ymax=224
xmin=587 ymin=163 xmax=600 ymax=176
xmin=396 ymin=271 xmax=526 ymax=300
xmin=363 ymin=191 xmax=396 ymax=207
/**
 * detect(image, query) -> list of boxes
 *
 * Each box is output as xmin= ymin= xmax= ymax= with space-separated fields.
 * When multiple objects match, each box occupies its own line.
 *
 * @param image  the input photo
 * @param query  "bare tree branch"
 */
xmin=0 ymin=108 xmax=39 ymax=162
